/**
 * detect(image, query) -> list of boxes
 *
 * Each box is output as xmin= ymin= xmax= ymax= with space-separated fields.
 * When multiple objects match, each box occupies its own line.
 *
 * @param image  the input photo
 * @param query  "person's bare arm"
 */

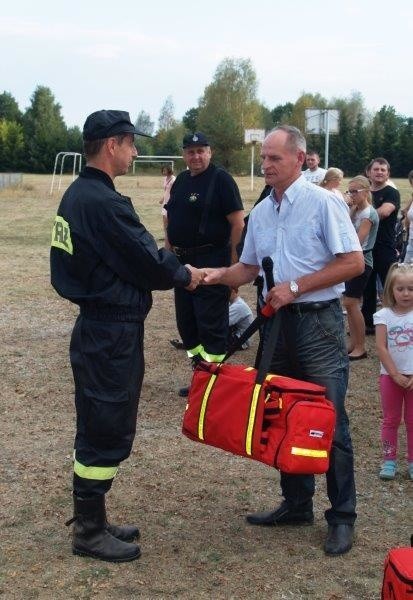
xmin=376 ymin=323 xmax=411 ymax=388
xmin=203 ymin=262 xmax=259 ymax=288
xmin=163 ymin=217 xmax=172 ymax=251
xmin=357 ymin=219 xmax=372 ymax=246
xmin=377 ymin=202 xmax=396 ymax=220
xmin=226 ymin=210 xmax=245 ymax=264
xmin=266 ymin=251 xmax=364 ymax=311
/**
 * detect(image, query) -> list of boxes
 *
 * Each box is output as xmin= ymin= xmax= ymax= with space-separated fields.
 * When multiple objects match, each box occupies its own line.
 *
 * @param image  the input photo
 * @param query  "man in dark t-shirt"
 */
xmin=361 ymin=158 xmax=400 ymax=331
xmin=165 ymin=132 xmax=244 ymax=395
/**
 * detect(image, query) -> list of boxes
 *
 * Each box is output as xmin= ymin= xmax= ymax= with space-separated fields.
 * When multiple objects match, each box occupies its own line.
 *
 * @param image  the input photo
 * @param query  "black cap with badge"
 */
xmin=182 ymin=131 xmax=210 ymax=148
xmin=83 ymin=110 xmax=152 ymax=141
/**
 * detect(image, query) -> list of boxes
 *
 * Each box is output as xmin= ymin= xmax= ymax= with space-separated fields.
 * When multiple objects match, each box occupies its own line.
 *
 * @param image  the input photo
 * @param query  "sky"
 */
xmin=1 ymin=0 xmax=412 ymax=130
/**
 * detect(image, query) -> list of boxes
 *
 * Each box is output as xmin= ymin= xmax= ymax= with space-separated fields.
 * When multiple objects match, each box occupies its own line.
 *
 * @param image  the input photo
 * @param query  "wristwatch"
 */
xmin=289 ymin=280 xmax=300 ymax=298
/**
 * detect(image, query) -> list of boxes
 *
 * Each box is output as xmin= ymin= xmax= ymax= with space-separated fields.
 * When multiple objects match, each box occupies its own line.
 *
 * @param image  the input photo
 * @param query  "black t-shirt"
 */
xmin=373 ymin=185 xmax=400 ymax=249
xmin=166 ymin=163 xmax=243 ymax=247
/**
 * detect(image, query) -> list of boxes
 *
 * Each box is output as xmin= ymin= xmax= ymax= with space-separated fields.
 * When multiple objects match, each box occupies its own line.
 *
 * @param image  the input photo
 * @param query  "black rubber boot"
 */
xmin=67 ymin=495 xmax=141 ymax=562
xmin=106 ymin=522 xmax=140 ymax=543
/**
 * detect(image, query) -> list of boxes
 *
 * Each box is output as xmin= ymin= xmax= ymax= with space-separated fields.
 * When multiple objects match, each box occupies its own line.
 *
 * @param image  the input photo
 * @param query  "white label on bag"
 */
xmin=309 ymin=430 xmax=324 ymax=438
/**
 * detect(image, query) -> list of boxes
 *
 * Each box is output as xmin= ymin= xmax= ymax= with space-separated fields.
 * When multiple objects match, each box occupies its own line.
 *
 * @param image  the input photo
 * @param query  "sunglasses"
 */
xmin=346 ymin=189 xmax=366 ymax=195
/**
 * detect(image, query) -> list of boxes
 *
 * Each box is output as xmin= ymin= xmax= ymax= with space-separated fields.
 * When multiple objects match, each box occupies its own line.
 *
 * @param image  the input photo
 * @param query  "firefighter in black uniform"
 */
xmin=165 ymin=132 xmax=244 ymax=396
xmin=50 ymin=110 xmax=204 ymax=563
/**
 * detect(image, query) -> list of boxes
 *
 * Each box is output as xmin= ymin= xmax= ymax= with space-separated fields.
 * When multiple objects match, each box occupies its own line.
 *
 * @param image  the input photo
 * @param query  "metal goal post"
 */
xmin=132 ymin=156 xmax=183 ymax=174
xmin=50 ymin=152 xmax=82 ymax=195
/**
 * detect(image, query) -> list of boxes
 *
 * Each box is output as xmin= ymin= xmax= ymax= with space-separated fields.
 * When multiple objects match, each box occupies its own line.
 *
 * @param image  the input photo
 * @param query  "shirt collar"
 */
xmin=269 ymin=174 xmax=306 ymax=206
xmin=80 ymin=166 xmax=115 ymax=191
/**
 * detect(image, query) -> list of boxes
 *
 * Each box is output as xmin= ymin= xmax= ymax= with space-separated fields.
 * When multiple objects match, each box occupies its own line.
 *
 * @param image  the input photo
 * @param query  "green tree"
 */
xmin=0 ymin=120 xmax=25 ymax=170
xmin=135 ymin=110 xmax=154 ymax=136
xmin=66 ymin=126 xmax=83 ymax=153
xmin=0 ymin=91 xmax=22 ymax=123
xmin=270 ymin=102 xmax=294 ymax=126
xmin=393 ymin=117 xmax=413 ymax=177
xmin=153 ymin=123 xmax=184 ymax=156
xmin=351 ymin=113 xmax=370 ymax=175
xmin=182 ymin=107 xmax=199 ymax=132
xmin=23 ymin=86 xmax=67 ymax=173
xmin=158 ymin=96 xmax=176 ymax=131
xmin=196 ymin=57 xmax=263 ymax=169
xmin=367 ymin=106 xmax=402 ymax=168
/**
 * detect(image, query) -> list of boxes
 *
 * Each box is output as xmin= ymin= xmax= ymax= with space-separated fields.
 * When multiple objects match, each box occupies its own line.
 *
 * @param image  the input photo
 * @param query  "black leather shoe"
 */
xmin=324 ymin=524 xmax=354 ymax=556
xmin=178 ymin=386 xmax=189 ymax=397
xmin=246 ymin=502 xmax=314 ymax=526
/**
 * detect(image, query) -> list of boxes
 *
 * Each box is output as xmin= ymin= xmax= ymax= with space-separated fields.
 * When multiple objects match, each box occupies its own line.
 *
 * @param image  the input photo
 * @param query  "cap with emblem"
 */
xmin=182 ymin=131 xmax=210 ymax=148
xmin=83 ymin=110 xmax=152 ymax=141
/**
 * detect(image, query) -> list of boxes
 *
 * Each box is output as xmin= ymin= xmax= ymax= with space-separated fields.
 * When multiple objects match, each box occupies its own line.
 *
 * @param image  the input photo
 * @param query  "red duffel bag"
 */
xmin=381 ymin=536 xmax=413 ymax=599
xmin=182 ymin=360 xmax=335 ymax=474
xmin=182 ymin=265 xmax=337 ymax=475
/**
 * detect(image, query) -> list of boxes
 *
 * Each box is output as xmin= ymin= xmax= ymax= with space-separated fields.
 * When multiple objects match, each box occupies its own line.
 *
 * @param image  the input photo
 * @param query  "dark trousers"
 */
xmin=361 ymin=247 xmax=397 ymax=328
xmin=175 ymin=247 xmax=230 ymax=358
xmin=70 ymin=316 xmax=144 ymax=497
xmin=264 ymin=301 xmax=357 ymax=525
xmin=174 ymin=283 xmax=229 ymax=357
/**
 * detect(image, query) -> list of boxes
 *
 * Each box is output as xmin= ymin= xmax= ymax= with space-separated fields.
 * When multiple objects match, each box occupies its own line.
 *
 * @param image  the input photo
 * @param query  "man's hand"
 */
xmin=184 ymin=264 xmax=206 ymax=291
xmin=265 ymin=282 xmax=296 ymax=311
xmin=202 ymin=267 xmax=226 ymax=285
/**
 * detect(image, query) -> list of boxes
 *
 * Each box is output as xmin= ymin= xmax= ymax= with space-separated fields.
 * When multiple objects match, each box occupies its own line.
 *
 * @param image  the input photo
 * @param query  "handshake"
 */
xmin=184 ymin=264 xmax=223 ymax=291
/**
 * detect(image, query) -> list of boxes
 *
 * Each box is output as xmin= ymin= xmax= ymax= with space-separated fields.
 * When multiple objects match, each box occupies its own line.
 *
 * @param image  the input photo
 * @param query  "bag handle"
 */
xmin=222 ymin=257 xmax=280 ymax=379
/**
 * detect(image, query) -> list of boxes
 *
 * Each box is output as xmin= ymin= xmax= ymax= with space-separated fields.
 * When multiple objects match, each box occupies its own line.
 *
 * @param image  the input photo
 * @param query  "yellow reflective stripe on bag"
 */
xmin=198 ymin=374 xmax=217 ymax=440
xmin=245 ymin=383 xmax=261 ymax=456
xmin=74 ymin=459 xmax=118 ymax=480
xmin=291 ymin=447 xmax=328 ymax=458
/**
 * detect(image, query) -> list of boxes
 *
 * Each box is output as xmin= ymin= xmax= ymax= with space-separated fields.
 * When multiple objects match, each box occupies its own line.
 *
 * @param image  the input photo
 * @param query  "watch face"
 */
xmin=290 ymin=281 xmax=299 ymax=294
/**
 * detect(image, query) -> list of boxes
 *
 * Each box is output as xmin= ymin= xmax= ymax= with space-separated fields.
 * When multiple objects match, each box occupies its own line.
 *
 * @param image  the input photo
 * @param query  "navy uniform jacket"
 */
xmin=50 ymin=167 xmax=190 ymax=321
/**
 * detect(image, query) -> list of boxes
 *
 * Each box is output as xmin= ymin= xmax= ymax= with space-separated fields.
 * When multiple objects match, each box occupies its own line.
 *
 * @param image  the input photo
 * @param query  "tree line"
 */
xmin=1 ymin=58 xmax=412 ymax=176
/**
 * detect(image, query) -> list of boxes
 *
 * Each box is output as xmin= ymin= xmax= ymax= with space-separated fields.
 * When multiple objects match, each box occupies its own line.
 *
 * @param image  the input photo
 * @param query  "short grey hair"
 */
xmin=270 ymin=125 xmax=307 ymax=153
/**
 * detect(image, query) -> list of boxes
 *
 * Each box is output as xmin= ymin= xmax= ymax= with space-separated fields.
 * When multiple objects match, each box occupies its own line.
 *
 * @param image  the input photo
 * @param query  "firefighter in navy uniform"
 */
xmin=165 ymin=132 xmax=244 ymax=396
xmin=50 ymin=110 xmax=204 ymax=563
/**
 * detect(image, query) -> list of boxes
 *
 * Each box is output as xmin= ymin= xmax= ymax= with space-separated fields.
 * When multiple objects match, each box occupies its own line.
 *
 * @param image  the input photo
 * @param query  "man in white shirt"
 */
xmin=202 ymin=126 xmax=364 ymax=556
xmin=303 ymin=150 xmax=326 ymax=184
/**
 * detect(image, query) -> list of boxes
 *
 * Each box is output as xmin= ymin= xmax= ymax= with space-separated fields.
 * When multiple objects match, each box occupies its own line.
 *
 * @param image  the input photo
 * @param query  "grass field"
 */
xmin=0 ymin=173 xmax=412 ymax=600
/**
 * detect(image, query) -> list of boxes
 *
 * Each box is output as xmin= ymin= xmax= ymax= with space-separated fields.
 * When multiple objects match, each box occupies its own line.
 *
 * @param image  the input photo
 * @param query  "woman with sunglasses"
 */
xmin=343 ymin=176 xmax=379 ymax=360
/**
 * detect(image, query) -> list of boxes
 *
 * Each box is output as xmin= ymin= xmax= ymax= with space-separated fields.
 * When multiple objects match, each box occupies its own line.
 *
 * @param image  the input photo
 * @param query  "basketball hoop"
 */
xmin=244 ymin=129 xmax=266 ymax=190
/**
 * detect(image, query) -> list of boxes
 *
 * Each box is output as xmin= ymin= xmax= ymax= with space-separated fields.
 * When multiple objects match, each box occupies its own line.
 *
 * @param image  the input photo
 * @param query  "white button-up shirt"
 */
xmin=240 ymin=175 xmax=362 ymax=302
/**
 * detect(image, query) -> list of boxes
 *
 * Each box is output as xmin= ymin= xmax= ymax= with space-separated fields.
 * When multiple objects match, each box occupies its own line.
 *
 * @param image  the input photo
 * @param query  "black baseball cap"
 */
xmin=83 ymin=110 xmax=152 ymax=141
xmin=182 ymin=132 xmax=210 ymax=148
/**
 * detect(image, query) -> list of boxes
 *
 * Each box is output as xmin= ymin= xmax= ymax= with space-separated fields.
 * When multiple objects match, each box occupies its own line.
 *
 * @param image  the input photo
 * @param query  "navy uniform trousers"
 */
xmin=174 ymin=246 xmax=230 ymax=360
xmin=70 ymin=315 xmax=144 ymax=497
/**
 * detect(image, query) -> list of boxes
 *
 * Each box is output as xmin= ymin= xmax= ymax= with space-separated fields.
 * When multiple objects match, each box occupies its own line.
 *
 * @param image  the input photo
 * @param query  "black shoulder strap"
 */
xmin=198 ymin=167 xmax=223 ymax=236
xmin=255 ymin=312 xmax=281 ymax=384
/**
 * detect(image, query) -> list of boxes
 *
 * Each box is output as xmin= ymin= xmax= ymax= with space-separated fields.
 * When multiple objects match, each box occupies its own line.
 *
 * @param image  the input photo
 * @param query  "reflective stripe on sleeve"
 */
xmin=51 ymin=215 xmax=73 ymax=255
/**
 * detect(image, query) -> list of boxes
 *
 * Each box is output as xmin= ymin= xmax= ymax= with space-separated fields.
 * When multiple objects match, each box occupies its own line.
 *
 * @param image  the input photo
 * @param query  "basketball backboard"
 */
xmin=244 ymin=129 xmax=265 ymax=144
xmin=305 ymin=109 xmax=339 ymax=134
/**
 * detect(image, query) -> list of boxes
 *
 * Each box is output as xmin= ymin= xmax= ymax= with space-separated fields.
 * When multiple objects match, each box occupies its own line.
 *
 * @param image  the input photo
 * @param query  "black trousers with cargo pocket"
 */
xmin=69 ymin=315 xmax=144 ymax=497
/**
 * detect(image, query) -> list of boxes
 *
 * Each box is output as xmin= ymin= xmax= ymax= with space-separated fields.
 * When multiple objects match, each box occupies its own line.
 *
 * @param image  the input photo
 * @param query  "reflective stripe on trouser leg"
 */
xmin=69 ymin=317 xmax=144 ymax=497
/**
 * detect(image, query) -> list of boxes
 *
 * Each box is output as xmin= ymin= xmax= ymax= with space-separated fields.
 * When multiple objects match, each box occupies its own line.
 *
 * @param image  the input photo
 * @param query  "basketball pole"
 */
xmin=250 ymin=141 xmax=256 ymax=191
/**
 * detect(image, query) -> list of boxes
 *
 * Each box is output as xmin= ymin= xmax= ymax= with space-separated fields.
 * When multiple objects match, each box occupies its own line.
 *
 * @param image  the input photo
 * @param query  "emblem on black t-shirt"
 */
xmin=189 ymin=193 xmax=199 ymax=203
